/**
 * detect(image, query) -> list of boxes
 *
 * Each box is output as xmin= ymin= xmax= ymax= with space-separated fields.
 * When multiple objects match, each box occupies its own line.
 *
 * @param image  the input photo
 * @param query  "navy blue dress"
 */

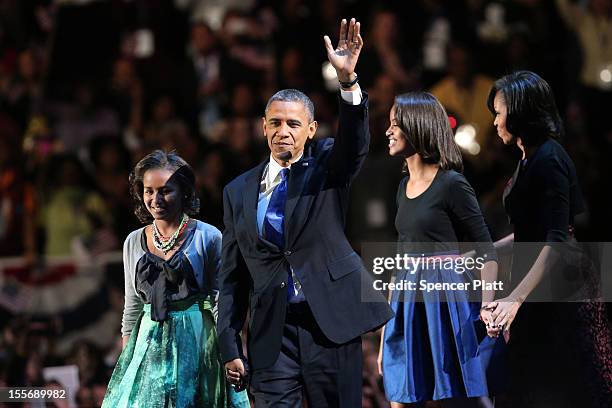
xmin=382 ymin=169 xmax=506 ymax=403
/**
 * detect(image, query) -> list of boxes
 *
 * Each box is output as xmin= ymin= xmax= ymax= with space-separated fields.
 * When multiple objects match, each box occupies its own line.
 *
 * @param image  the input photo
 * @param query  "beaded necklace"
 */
xmin=152 ymin=213 xmax=189 ymax=255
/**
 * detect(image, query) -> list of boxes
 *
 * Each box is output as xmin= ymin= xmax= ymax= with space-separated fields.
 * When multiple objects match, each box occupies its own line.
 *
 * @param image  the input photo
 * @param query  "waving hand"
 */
xmin=323 ymin=18 xmax=363 ymax=82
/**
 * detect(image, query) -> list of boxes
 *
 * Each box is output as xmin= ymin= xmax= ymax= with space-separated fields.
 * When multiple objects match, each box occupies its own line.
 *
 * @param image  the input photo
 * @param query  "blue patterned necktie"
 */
xmin=263 ymin=168 xmax=289 ymax=249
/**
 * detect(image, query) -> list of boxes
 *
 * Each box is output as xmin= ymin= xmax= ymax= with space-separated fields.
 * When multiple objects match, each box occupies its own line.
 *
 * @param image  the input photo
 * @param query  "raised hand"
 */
xmin=323 ymin=18 xmax=363 ymax=82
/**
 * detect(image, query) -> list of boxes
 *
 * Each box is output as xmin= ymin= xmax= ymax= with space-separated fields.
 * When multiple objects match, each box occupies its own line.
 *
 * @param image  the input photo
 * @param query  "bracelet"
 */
xmin=339 ymin=73 xmax=358 ymax=89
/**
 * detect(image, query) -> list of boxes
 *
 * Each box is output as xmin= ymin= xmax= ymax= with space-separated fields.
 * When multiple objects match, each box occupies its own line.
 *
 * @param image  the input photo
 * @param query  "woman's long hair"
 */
xmin=393 ymin=92 xmax=463 ymax=173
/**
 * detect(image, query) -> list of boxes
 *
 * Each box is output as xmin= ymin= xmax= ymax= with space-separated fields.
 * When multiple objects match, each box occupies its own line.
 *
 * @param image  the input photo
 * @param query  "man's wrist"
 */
xmin=339 ymin=84 xmax=362 ymax=104
xmin=337 ymin=71 xmax=356 ymax=83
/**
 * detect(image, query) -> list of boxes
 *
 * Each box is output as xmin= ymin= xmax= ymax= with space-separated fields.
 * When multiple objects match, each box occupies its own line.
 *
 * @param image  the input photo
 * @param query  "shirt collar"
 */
xmin=265 ymin=152 xmax=303 ymax=186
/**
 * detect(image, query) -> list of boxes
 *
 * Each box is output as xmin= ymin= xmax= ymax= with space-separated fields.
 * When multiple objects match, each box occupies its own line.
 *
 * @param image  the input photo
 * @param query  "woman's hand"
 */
xmin=479 ymin=307 xmax=500 ymax=338
xmin=485 ymin=297 xmax=523 ymax=334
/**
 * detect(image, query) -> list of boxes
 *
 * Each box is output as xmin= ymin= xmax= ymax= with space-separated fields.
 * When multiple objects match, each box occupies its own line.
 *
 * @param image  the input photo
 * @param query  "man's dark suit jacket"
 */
xmin=217 ymin=93 xmax=393 ymax=370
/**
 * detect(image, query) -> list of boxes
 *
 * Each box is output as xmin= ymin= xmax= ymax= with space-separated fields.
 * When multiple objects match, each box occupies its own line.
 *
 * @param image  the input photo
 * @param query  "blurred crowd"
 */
xmin=1 ymin=0 xmax=611 ymax=406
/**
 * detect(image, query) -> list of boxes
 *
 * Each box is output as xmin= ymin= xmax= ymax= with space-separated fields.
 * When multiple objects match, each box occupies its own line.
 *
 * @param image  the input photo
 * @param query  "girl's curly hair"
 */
xmin=129 ymin=150 xmax=200 ymax=223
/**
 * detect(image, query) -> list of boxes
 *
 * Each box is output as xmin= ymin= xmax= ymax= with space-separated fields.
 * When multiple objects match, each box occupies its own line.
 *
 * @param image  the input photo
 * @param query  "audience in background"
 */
xmin=0 ymin=1 xmax=609 ymax=406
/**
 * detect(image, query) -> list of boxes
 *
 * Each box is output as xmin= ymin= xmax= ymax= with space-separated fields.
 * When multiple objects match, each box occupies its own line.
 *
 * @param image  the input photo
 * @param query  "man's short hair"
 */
xmin=264 ymin=89 xmax=315 ymax=122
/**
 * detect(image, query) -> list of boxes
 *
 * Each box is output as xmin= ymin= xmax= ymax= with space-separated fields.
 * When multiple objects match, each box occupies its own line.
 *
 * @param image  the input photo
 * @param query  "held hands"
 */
xmin=479 ymin=307 xmax=499 ymax=338
xmin=323 ymin=18 xmax=363 ymax=83
xmin=482 ymin=297 xmax=523 ymax=339
xmin=225 ymin=358 xmax=248 ymax=391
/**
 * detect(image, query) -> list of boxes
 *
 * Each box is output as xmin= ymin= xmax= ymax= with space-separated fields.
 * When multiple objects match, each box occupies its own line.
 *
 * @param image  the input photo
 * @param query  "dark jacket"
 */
xmin=217 ymin=93 xmax=393 ymax=370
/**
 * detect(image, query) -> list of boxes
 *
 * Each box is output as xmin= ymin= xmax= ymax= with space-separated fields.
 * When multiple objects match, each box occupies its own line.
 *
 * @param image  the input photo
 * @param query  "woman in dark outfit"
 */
xmin=485 ymin=71 xmax=612 ymax=407
xmin=378 ymin=92 xmax=505 ymax=407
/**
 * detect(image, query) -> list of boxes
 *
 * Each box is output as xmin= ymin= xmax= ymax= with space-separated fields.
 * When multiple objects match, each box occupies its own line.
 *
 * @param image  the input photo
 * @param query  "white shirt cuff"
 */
xmin=340 ymin=84 xmax=362 ymax=105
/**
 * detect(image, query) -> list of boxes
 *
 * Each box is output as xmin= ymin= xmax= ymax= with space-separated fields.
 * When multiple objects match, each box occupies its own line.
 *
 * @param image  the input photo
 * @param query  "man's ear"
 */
xmin=261 ymin=116 xmax=267 ymax=136
xmin=308 ymin=120 xmax=318 ymax=139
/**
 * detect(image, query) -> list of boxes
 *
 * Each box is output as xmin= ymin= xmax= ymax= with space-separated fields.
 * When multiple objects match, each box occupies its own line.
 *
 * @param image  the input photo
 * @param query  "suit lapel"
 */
xmin=285 ymin=156 xmax=315 ymax=247
xmin=242 ymin=161 xmax=267 ymax=245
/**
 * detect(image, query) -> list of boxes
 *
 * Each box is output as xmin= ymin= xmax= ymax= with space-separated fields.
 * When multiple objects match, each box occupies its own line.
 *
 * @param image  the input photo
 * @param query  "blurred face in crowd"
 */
xmin=493 ymin=91 xmax=515 ymax=145
xmin=372 ymin=11 xmax=398 ymax=44
xmin=153 ymin=96 xmax=174 ymax=122
xmin=97 ymin=144 xmax=122 ymax=171
xmin=282 ymin=49 xmax=303 ymax=79
xmin=191 ymin=24 xmax=216 ymax=54
xmin=373 ymin=74 xmax=396 ymax=107
xmin=143 ymin=167 xmax=183 ymax=222
xmin=18 ymin=49 xmax=36 ymax=80
xmin=386 ymin=105 xmax=414 ymax=157
xmin=448 ymin=46 xmax=472 ymax=83
xmin=113 ymin=58 xmax=135 ymax=88
xmin=231 ymin=84 xmax=255 ymax=116
xmin=263 ymin=101 xmax=317 ymax=165
xmin=228 ymin=118 xmax=252 ymax=152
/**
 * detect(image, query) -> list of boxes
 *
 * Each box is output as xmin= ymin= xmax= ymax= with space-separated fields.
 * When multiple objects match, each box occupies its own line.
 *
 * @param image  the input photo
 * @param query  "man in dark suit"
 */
xmin=217 ymin=18 xmax=393 ymax=407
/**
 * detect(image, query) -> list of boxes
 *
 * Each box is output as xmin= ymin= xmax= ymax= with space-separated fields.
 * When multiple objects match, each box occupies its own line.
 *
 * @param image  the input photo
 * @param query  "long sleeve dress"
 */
xmin=502 ymin=138 xmax=611 ymax=407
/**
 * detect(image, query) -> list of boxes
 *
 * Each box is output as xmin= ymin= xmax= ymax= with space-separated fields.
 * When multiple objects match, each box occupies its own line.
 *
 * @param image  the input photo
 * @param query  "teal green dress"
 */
xmin=102 ymin=221 xmax=249 ymax=408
